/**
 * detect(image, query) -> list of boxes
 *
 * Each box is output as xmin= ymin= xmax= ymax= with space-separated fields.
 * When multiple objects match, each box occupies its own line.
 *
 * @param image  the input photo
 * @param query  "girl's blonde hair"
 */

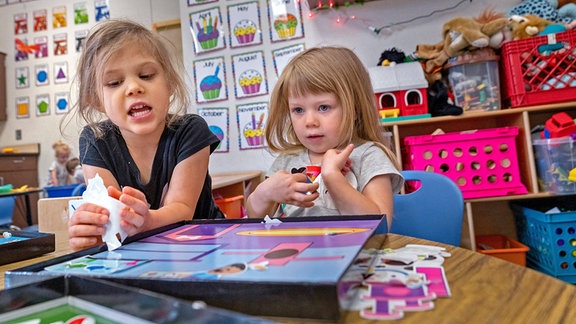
xmin=70 ymin=19 xmax=189 ymax=137
xmin=52 ymin=140 xmax=71 ymax=157
xmin=267 ymin=46 xmax=399 ymax=169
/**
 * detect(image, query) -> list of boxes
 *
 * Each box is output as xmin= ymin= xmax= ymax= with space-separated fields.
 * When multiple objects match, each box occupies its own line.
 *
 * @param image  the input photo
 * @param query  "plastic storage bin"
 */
xmin=501 ymin=29 xmax=576 ymax=108
xmin=533 ymin=136 xmax=576 ymax=194
xmin=446 ymin=48 xmax=501 ymax=111
xmin=44 ymin=184 xmax=80 ymax=198
xmin=512 ymin=196 xmax=576 ymax=283
xmin=476 ymin=234 xmax=529 ymax=266
xmin=403 ymin=126 xmax=527 ymax=199
xmin=214 ymin=195 xmax=244 ymax=219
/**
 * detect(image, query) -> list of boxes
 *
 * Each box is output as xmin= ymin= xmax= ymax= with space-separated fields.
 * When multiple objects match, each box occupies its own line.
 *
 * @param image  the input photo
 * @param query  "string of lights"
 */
xmin=304 ymin=0 xmax=473 ymax=35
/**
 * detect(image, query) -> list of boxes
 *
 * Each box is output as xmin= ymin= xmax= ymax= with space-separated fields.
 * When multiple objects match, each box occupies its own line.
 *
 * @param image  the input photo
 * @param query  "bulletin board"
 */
xmin=184 ymin=0 xmax=306 ymax=156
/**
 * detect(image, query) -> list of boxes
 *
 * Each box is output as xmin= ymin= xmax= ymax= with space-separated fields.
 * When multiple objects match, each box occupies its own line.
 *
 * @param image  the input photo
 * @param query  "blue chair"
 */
xmin=390 ymin=170 xmax=464 ymax=246
xmin=0 ymin=196 xmax=16 ymax=227
xmin=71 ymin=183 xmax=87 ymax=197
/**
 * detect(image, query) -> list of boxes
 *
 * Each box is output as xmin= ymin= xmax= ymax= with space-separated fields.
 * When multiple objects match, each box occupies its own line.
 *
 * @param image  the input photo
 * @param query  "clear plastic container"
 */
xmin=533 ymin=136 xmax=576 ymax=194
xmin=446 ymin=48 xmax=501 ymax=111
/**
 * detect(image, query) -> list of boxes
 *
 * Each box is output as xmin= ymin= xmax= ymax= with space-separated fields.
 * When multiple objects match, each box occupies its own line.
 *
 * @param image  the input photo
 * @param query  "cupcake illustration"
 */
xmin=273 ymin=13 xmax=297 ymax=38
xmin=200 ymin=65 xmax=222 ymax=100
xmin=234 ymin=19 xmax=257 ymax=44
xmin=195 ymin=16 xmax=219 ymax=50
xmin=239 ymin=69 xmax=262 ymax=95
xmin=243 ymin=116 xmax=265 ymax=147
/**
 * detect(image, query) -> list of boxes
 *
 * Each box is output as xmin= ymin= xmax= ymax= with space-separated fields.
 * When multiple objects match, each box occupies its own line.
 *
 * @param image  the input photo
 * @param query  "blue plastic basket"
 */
xmin=44 ymin=184 xmax=81 ymax=198
xmin=512 ymin=197 xmax=576 ymax=283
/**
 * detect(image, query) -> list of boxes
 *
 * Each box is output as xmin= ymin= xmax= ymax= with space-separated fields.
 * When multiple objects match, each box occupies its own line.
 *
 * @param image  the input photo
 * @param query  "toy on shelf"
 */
xmin=541 ymin=112 xmax=576 ymax=138
xmin=569 ymin=168 xmax=576 ymax=182
xmin=415 ymin=10 xmax=510 ymax=75
xmin=446 ymin=48 xmax=502 ymax=111
xmin=368 ymin=62 xmax=430 ymax=122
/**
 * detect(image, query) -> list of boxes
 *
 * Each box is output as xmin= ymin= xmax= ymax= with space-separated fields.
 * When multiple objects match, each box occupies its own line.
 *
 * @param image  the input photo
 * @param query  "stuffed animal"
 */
xmin=509 ymin=14 xmax=553 ymax=39
xmin=416 ymin=13 xmax=509 ymax=73
xmin=509 ymin=0 xmax=575 ymax=23
xmin=555 ymin=0 xmax=576 ymax=19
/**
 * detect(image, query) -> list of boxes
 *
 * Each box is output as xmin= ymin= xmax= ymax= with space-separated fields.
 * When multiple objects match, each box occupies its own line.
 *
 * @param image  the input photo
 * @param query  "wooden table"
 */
xmin=0 ymin=187 xmax=44 ymax=227
xmin=338 ymin=234 xmax=576 ymax=323
xmin=3 ymin=232 xmax=576 ymax=322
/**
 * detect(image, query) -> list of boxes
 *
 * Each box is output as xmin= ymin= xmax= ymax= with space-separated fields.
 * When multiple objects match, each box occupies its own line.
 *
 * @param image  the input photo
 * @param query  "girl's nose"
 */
xmin=126 ymin=78 xmax=144 ymax=96
xmin=305 ymin=112 xmax=319 ymax=126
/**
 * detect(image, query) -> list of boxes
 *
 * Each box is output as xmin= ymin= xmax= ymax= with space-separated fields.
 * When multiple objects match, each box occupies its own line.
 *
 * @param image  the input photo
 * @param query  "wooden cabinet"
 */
xmin=383 ymin=102 xmax=576 ymax=249
xmin=0 ymin=143 xmax=40 ymax=227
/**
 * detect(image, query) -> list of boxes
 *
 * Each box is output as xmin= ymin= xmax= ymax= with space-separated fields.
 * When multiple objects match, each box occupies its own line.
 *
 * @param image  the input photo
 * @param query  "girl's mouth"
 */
xmin=129 ymin=103 xmax=152 ymax=117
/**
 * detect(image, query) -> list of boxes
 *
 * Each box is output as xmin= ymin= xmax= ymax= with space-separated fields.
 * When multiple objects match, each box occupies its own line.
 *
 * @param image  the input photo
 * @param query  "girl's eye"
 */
xmin=319 ymin=105 xmax=330 ymax=112
xmin=140 ymin=73 xmax=155 ymax=80
xmin=292 ymin=107 xmax=304 ymax=114
xmin=105 ymin=80 xmax=121 ymax=87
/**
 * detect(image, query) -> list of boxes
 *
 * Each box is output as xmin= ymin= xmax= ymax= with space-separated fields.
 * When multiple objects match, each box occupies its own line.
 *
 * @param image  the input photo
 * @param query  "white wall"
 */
xmin=0 ymin=0 xmax=519 ymax=184
xmin=0 ymin=0 xmax=180 ymax=186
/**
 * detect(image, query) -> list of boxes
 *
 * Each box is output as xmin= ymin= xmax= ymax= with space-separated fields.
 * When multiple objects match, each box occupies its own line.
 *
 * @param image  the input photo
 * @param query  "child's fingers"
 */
xmin=341 ymin=143 xmax=354 ymax=158
xmin=121 ymin=186 xmax=147 ymax=201
xmin=108 ymin=186 xmax=122 ymax=200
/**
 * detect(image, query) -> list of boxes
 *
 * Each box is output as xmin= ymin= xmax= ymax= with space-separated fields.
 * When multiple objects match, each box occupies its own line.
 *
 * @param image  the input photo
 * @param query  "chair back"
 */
xmin=38 ymin=197 xmax=81 ymax=242
xmin=71 ymin=183 xmax=87 ymax=196
xmin=390 ymin=170 xmax=464 ymax=246
xmin=0 ymin=196 xmax=16 ymax=226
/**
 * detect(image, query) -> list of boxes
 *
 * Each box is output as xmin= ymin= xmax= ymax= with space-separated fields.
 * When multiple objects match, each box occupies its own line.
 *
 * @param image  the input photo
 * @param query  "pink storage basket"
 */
xmin=403 ymin=127 xmax=527 ymax=199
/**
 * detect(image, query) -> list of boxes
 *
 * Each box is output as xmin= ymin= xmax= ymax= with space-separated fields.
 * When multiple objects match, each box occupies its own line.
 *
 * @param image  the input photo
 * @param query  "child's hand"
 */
xmin=259 ymin=170 xmax=320 ymax=207
xmin=68 ymin=202 xmax=108 ymax=251
xmin=322 ymin=144 xmax=354 ymax=177
xmin=108 ymin=186 xmax=150 ymax=236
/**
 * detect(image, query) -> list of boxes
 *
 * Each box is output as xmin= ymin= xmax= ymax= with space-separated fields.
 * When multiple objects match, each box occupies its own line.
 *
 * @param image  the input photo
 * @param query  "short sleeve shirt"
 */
xmin=79 ymin=114 xmax=223 ymax=220
xmin=267 ymin=141 xmax=404 ymax=217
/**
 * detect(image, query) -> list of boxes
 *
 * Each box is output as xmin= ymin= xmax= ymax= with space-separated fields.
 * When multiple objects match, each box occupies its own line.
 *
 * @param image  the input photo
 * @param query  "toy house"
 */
xmin=368 ymin=62 xmax=429 ymax=121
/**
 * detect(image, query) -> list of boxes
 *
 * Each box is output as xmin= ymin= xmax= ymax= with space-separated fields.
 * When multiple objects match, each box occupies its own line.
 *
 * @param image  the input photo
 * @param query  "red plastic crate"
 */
xmin=403 ymin=127 xmax=527 ymax=199
xmin=501 ymin=30 xmax=576 ymax=108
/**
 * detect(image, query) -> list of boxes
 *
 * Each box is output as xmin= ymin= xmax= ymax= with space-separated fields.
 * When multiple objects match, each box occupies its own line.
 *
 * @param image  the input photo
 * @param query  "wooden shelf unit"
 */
xmin=0 ymin=143 xmax=40 ymax=227
xmin=383 ymin=102 xmax=576 ymax=249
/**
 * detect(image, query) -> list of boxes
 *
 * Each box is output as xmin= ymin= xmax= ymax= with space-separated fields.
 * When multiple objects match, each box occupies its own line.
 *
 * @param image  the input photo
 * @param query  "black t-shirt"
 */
xmin=79 ymin=114 xmax=224 ymax=220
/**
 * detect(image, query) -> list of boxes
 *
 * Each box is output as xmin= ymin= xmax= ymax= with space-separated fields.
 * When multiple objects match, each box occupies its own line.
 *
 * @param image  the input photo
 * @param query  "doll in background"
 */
xmin=66 ymin=157 xmax=85 ymax=184
xmin=246 ymin=46 xmax=404 ymax=229
xmin=48 ymin=140 xmax=72 ymax=186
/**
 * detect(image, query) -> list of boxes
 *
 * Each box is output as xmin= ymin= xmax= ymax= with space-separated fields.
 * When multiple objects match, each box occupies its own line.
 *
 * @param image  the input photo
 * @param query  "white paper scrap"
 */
xmin=82 ymin=173 xmax=128 ymax=250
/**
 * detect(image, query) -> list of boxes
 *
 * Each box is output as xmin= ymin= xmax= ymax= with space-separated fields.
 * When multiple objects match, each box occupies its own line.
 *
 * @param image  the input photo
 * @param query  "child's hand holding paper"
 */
xmin=81 ymin=173 xmax=128 ymax=250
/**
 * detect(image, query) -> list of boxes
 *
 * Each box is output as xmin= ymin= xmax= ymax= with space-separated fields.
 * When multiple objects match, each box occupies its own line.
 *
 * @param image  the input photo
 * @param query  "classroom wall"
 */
xmin=0 ymin=0 xmax=179 ymax=186
xmin=0 ymin=0 xmax=519 ymax=185
xmin=179 ymin=0 xmax=519 ymax=174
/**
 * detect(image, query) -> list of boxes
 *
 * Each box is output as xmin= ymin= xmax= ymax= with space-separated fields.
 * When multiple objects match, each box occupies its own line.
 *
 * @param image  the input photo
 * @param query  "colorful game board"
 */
xmin=0 ymin=276 xmax=273 ymax=323
xmin=6 ymin=216 xmax=385 ymax=320
xmin=0 ymin=230 xmax=54 ymax=265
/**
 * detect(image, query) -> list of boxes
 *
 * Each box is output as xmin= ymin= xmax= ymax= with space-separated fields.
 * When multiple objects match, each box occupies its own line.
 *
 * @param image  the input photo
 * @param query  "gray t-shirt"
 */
xmin=266 ymin=141 xmax=403 ymax=217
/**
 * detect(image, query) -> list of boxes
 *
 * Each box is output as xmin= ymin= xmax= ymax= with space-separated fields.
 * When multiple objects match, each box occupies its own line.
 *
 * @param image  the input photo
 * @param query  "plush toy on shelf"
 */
xmin=509 ymin=14 xmax=553 ymax=39
xmin=508 ymin=0 xmax=576 ymax=23
xmin=415 ymin=10 xmax=511 ymax=74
